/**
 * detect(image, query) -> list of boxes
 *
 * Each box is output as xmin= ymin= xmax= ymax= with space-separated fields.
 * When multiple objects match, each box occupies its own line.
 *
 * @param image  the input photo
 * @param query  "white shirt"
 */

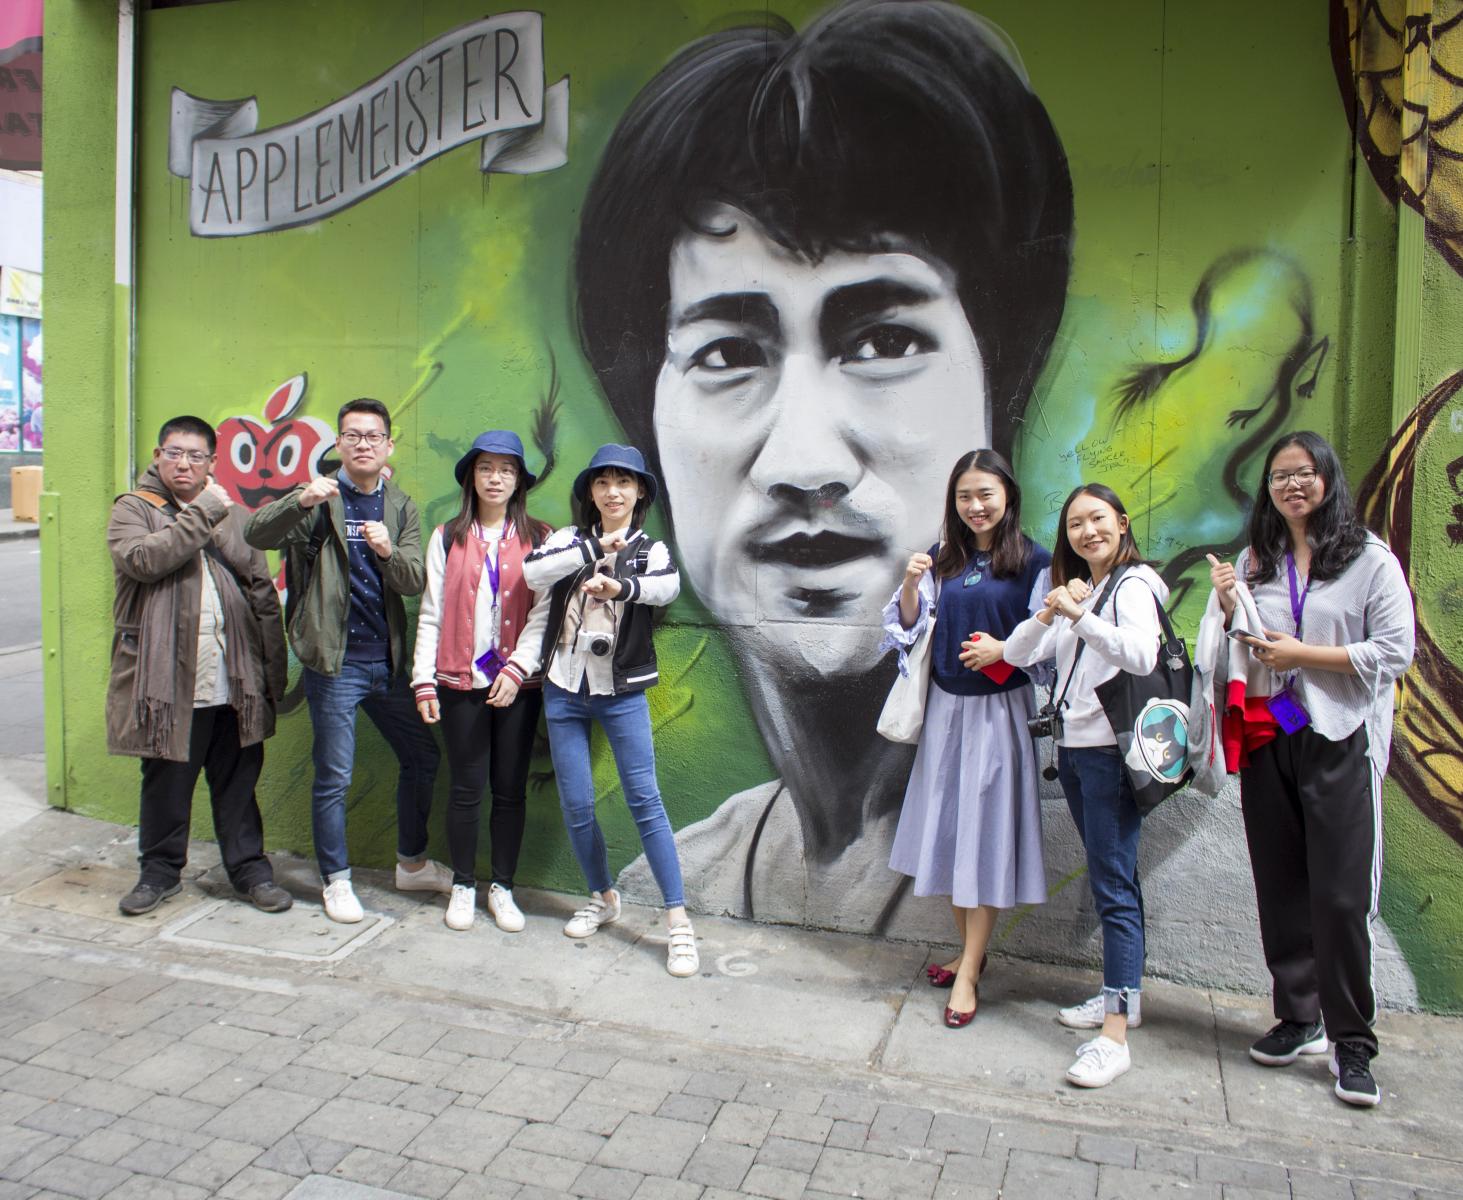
xmin=411 ymin=525 xmax=551 ymax=692
xmin=181 ymin=497 xmax=229 ymax=709
xmin=1004 ymin=563 xmax=1168 ymax=747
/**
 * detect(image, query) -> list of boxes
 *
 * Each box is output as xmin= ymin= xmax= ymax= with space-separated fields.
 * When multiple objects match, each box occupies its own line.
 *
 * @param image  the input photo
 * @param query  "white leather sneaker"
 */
xmin=1065 ymin=1036 xmax=1131 ymax=1088
xmin=563 ymin=891 xmax=620 ymax=938
xmin=487 ymin=883 xmax=525 ymax=933
xmin=1058 ymin=993 xmax=1142 ymax=1029
xmin=395 ymin=860 xmax=454 ymax=894
xmin=322 ymin=879 xmax=364 ymax=924
xmin=444 ymin=884 xmax=476 ymax=931
xmin=666 ymin=923 xmax=699 ymax=978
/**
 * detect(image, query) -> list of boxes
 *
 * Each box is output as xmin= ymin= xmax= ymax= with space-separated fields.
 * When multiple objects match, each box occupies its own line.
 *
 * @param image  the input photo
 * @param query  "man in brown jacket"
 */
xmin=107 ymin=415 xmax=293 ymax=916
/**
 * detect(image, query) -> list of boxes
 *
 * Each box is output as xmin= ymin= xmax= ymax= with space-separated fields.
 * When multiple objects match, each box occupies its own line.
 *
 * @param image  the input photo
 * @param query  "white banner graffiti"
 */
xmin=168 ymin=11 xmax=568 ymax=238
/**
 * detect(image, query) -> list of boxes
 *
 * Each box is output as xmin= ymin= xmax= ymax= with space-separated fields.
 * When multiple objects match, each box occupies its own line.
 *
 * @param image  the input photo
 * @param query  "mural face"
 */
xmin=655 ymin=206 xmax=988 ymax=674
xmin=214 ymin=375 xmax=335 ymax=509
xmin=95 ymin=0 xmax=1461 ymax=1008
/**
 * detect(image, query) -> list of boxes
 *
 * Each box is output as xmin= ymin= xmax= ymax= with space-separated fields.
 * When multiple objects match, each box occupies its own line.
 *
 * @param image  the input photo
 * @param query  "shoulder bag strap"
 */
xmin=1049 ymin=564 xmax=1129 ymax=713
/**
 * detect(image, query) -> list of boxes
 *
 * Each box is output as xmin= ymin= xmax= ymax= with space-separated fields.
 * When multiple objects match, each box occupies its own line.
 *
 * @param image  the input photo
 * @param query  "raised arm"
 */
xmin=108 ymin=491 xmax=227 ymax=583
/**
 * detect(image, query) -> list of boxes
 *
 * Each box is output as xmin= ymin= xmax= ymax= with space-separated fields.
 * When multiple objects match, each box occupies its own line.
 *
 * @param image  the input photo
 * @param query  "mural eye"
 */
xmin=842 ymin=324 xmax=933 ymax=363
xmin=689 ymin=337 xmax=767 ymax=372
xmin=274 ymin=433 xmax=302 ymax=475
xmin=229 ymin=434 xmax=256 ymax=473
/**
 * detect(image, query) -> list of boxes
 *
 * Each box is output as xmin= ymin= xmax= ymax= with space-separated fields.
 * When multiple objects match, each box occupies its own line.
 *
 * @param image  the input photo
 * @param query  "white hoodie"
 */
xmin=1004 ymin=563 xmax=1168 ymax=747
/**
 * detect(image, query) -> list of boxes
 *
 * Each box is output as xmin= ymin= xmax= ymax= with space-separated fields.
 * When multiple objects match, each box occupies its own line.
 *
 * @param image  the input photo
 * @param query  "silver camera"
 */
xmin=576 ymin=628 xmax=614 ymax=658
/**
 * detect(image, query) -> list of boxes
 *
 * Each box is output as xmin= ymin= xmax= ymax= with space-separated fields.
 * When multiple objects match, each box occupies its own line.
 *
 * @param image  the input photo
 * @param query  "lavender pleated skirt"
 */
xmin=888 ymin=682 xmax=1048 ymax=909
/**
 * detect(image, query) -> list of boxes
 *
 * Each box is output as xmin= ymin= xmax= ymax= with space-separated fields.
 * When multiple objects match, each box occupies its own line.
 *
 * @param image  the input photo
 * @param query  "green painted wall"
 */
xmin=43 ymin=0 xmax=1463 ymax=1010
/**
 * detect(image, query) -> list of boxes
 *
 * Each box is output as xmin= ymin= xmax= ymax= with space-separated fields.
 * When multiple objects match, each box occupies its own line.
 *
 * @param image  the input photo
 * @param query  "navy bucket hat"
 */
xmin=572 ymin=443 xmax=658 ymax=506
xmin=454 ymin=430 xmax=537 ymax=488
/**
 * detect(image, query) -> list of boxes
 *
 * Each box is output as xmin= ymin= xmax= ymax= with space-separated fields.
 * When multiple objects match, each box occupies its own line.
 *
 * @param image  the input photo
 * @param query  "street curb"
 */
xmin=0 ymin=525 xmax=39 ymax=542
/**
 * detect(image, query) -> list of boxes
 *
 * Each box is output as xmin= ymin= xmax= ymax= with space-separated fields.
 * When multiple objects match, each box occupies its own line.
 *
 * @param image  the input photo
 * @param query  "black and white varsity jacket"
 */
xmin=522 ymin=524 xmax=679 ymax=695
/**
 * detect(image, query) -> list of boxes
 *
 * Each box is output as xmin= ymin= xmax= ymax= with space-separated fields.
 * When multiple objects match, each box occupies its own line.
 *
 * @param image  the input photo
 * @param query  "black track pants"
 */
xmin=1239 ymin=725 xmax=1381 ymax=1055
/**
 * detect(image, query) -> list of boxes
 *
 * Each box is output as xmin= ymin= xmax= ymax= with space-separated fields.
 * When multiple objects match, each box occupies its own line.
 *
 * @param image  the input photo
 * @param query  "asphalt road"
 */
xmin=0 ymin=537 xmax=44 ymax=761
xmin=0 ymin=538 xmax=41 ymax=651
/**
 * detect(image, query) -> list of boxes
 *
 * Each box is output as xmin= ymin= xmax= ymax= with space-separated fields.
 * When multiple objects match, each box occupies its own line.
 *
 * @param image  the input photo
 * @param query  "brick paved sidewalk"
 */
xmin=2 ymin=940 xmax=1459 ymax=1200
xmin=1 ymin=797 xmax=1461 ymax=1200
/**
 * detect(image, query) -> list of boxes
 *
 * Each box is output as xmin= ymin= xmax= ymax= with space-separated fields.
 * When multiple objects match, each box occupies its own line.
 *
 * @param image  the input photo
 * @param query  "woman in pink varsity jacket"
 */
xmin=412 ymin=431 xmax=552 ymax=934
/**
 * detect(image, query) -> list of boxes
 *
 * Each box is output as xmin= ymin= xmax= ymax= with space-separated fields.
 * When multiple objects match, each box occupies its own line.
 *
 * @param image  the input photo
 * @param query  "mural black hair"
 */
xmin=574 ymin=0 xmax=1074 ymax=504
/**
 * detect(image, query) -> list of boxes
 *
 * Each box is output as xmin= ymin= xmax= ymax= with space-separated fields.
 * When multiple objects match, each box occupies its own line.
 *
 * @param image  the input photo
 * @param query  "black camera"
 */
xmin=1027 ymin=703 xmax=1063 ymax=741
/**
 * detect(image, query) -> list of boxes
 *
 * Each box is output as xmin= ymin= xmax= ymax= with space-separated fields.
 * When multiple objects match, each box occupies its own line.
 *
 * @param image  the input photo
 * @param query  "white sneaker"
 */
xmin=1058 ymin=993 xmax=1142 ymax=1029
xmin=487 ymin=883 xmax=525 ymax=933
xmin=1066 ymin=1035 xmax=1131 ymax=1088
xmin=396 ymin=860 xmax=454 ymax=894
xmin=666 ymin=923 xmax=699 ymax=978
xmin=563 ymin=890 xmax=621 ymax=938
xmin=322 ymin=879 xmax=364 ymax=924
xmin=444 ymin=885 xmax=476 ymax=931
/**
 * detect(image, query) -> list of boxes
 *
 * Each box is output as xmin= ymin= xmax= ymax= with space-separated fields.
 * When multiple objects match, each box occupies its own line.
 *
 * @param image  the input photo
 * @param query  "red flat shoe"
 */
xmin=927 ymin=953 xmax=990 ymax=989
xmin=944 ymin=985 xmax=979 ymax=1029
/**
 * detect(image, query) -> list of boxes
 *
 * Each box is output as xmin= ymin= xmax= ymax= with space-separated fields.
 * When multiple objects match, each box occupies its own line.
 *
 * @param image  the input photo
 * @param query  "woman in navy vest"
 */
xmin=882 ymin=450 xmax=1051 ymax=1029
xmin=412 ymin=431 xmax=551 ymax=934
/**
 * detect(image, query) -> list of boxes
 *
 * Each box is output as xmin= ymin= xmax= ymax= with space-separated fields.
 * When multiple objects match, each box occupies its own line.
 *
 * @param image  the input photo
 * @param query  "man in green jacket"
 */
xmin=245 ymin=399 xmax=445 ymax=924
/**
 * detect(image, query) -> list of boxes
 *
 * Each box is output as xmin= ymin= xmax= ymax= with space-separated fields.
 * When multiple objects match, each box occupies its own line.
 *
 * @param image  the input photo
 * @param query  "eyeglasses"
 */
xmin=475 ymin=465 xmax=519 ymax=479
xmin=159 ymin=448 xmax=212 ymax=465
xmin=338 ymin=431 xmax=389 ymax=447
xmin=1267 ymin=467 xmax=1319 ymax=489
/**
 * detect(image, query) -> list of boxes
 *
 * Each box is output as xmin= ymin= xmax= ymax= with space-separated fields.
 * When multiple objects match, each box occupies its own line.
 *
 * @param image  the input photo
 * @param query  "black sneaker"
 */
xmin=240 ymin=881 xmax=293 ymax=913
xmin=1331 ymin=1041 xmax=1381 ymax=1107
xmin=1249 ymin=1019 xmax=1328 ymax=1066
xmin=118 ymin=880 xmax=182 ymax=916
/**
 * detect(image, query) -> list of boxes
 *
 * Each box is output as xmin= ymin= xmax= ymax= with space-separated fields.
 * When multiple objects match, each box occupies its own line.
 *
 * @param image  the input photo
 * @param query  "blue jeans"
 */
xmin=303 ymin=661 xmax=441 ymax=883
xmin=1058 ymin=745 xmax=1145 ymax=1016
xmin=542 ymin=681 xmax=685 ymax=908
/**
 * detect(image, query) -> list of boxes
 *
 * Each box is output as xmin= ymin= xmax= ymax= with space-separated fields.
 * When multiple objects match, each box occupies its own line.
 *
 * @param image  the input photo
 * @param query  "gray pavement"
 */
xmin=1 ymin=786 xmax=1461 ymax=1200
xmin=4 ymin=538 xmax=1463 ymax=1200
xmin=0 ymin=506 xmax=41 ymax=543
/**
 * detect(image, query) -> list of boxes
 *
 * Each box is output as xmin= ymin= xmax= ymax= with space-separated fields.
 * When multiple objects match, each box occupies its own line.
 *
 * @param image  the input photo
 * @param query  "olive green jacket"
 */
xmin=243 ymin=476 xmax=424 ymax=676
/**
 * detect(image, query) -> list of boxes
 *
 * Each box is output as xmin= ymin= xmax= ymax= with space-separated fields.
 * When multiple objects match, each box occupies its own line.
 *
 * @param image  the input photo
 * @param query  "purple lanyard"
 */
xmin=473 ymin=522 xmax=508 ymax=682
xmin=476 ymin=522 xmax=505 ymax=609
xmin=1285 ymin=551 xmax=1309 ymax=638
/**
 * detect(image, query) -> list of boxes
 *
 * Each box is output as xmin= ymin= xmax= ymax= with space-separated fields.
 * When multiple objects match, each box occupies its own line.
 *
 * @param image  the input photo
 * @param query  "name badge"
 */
xmin=1266 ymin=683 xmax=1310 ymax=734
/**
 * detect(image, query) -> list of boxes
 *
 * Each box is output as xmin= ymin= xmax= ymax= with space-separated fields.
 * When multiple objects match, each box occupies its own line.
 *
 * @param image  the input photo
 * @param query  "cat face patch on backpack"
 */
xmin=1123 ymin=697 xmax=1191 ymax=784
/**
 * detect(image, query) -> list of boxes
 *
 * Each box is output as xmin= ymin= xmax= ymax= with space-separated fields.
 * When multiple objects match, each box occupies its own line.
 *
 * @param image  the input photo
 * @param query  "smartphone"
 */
xmin=1226 ymin=629 xmax=1270 ymax=645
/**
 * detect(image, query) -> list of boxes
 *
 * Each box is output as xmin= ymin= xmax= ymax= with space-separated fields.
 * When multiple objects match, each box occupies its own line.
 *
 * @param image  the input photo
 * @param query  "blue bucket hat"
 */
xmin=454 ymin=430 xmax=536 ymax=488
xmin=572 ymin=443 xmax=658 ymax=506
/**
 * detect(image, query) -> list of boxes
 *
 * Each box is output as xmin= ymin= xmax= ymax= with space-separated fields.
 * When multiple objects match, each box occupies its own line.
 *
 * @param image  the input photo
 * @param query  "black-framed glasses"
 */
xmin=1267 ymin=467 xmax=1319 ymax=489
xmin=339 ymin=431 xmax=389 ymax=446
xmin=159 ymin=448 xmax=212 ymax=464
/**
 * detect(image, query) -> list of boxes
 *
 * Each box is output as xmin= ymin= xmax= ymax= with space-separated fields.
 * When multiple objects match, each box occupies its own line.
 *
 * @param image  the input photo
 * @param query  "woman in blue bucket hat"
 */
xmin=523 ymin=444 xmax=699 ymax=977
xmin=412 ymin=431 xmax=552 ymax=935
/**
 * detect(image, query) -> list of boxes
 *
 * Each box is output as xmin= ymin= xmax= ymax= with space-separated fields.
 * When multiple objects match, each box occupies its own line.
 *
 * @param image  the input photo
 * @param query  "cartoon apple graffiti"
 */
xmin=215 ymin=374 xmax=336 ymax=510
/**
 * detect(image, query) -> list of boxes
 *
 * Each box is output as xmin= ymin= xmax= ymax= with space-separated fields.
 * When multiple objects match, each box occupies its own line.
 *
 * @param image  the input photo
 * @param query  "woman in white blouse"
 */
xmin=1209 ymin=431 xmax=1414 ymax=1109
xmin=1004 ymin=484 xmax=1166 ymax=1090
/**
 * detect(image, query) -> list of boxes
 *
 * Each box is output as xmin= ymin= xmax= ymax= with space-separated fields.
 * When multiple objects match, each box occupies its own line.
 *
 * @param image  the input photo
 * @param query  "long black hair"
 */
xmin=1050 ymin=483 xmax=1145 ymax=587
xmin=934 ymin=450 xmax=1031 ymax=581
xmin=577 ymin=468 xmax=652 ymax=532
xmin=443 ymin=453 xmax=548 ymax=549
xmin=1245 ymin=430 xmax=1368 ymax=584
